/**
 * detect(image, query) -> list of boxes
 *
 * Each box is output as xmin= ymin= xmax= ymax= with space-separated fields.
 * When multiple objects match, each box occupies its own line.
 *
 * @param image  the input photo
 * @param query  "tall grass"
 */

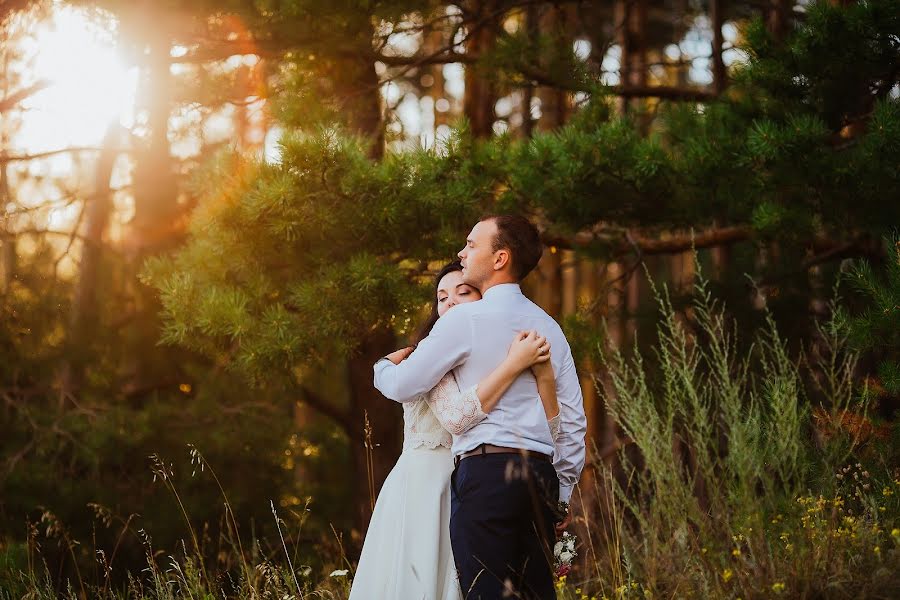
xmin=0 ymin=446 xmax=352 ymax=599
xmin=564 ymin=265 xmax=900 ymax=599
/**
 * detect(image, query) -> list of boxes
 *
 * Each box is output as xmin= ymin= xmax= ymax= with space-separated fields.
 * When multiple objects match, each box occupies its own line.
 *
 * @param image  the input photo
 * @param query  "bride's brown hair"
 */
xmin=413 ymin=260 xmax=479 ymax=346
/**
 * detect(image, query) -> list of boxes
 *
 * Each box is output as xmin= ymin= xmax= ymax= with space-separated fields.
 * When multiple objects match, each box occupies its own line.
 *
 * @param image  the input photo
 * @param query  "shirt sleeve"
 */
xmin=553 ymin=344 xmax=587 ymax=503
xmin=373 ymin=306 xmax=473 ymax=403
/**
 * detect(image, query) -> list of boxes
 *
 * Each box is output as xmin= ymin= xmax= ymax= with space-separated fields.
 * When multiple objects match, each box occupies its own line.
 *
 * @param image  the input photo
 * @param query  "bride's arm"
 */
xmin=533 ymin=359 xmax=562 ymax=443
xmin=427 ymin=331 xmax=553 ymax=435
xmin=476 ymin=330 xmax=549 ymax=412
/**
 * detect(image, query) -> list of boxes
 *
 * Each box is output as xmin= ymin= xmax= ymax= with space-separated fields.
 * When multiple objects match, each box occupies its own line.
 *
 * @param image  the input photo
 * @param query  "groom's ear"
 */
xmin=493 ymin=248 xmax=511 ymax=271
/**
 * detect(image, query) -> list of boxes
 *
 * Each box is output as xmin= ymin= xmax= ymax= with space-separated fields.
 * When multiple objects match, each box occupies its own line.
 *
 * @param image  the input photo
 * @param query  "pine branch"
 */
xmin=297 ymin=385 xmax=356 ymax=437
xmin=375 ymin=52 xmax=475 ymax=66
xmin=0 ymin=80 xmax=49 ymax=113
xmin=542 ymin=225 xmax=752 ymax=255
xmin=0 ymin=147 xmax=130 ymax=164
xmin=613 ymin=85 xmax=718 ymax=101
xmin=511 ymin=62 xmax=719 ymax=100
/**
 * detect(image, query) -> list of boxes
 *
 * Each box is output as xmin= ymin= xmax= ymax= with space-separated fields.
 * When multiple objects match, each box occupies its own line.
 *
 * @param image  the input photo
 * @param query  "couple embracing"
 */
xmin=350 ymin=215 xmax=587 ymax=599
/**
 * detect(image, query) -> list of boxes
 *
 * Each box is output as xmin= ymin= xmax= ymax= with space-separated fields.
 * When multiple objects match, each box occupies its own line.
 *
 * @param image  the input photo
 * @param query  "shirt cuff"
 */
xmin=559 ymin=483 xmax=574 ymax=504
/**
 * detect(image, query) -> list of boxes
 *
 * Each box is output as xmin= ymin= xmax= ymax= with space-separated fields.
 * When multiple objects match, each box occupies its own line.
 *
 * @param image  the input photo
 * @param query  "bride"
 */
xmin=349 ymin=260 xmax=560 ymax=600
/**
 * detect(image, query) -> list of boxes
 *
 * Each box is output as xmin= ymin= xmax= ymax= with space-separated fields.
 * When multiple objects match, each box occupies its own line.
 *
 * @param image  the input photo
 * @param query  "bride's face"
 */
xmin=436 ymin=270 xmax=481 ymax=317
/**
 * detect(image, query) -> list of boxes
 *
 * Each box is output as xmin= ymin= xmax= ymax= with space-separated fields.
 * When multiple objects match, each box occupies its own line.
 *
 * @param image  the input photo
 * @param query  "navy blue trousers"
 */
xmin=450 ymin=451 xmax=559 ymax=599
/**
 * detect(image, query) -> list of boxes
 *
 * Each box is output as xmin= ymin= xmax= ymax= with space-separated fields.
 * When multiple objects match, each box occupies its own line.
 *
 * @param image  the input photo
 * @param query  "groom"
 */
xmin=374 ymin=215 xmax=587 ymax=599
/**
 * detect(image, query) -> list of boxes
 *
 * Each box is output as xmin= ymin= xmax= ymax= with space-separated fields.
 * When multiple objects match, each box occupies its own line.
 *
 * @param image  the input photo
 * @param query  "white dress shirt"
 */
xmin=373 ymin=283 xmax=587 ymax=502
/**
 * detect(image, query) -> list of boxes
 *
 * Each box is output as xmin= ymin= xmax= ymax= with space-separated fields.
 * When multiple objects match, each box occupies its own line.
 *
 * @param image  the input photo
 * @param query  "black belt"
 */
xmin=454 ymin=443 xmax=553 ymax=467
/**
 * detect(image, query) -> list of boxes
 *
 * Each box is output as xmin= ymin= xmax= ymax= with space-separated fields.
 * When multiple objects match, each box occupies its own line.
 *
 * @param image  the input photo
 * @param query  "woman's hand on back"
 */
xmin=386 ymin=346 xmax=415 ymax=365
xmin=505 ymin=330 xmax=550 ymax=373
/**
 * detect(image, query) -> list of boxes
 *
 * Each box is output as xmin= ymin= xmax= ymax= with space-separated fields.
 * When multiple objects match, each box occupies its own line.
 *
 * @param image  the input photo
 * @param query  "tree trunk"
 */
xmin=0 ymin=52 xmax=13 ymax=294
xmin=60 ymin=123 xmax=122 ymax=400
xmin=463 ymin=0 xmax=500 ymax=138
xmin=536 ymin=4 xmax=571 ymax=132
xmin=337 ymin=37 xmax=384 ymax=158
xmin=767 ymin=0 xmax=793 ymax=43
xmin=531 ymin=247 xmax=562 ymax=318
xmin=710 ymin=0 xmax=727 ymax=95
xmin=0 ymin=162 xmax=12 ymax=294
xmin=521 ymin=4 xmax=540 ymax=139
xmin=131 ymin=29 xmax=178 ymax=254
xmin=616 ymin=0 xmax=648 ymax=115
xmin=346 ymin=326 xmax=403 ymax=531
xmin=119 ymin=10 xmax=179 ymax=401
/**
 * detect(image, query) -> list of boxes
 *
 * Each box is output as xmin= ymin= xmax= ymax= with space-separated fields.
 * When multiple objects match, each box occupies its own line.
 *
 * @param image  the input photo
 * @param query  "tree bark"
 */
xmin=0 ymin=161 xmax=12 ymax=294
xmin=536 ymin=4 xmax=571 ymax=131
xmin=346 ymin=326 xmax=403 ymax=531
xmin=767 ymin=0 xmax=793 ymax=43
xmin=463 ymin=0 xmax=500 ymax=138
xmin=337 ymin=38 xmax=384 ymax=158
xmin=616 ymin=0 xmax=649 ymax=115
xmin=710 ymin=0 xmax=727 ymax=95
xmin=60 ymin=123 xmax=123 ymax=399
xmin=130 ymin=28 xmax=178 ymax=254
xmin=115 ymin=8 xmax=180 ymax=403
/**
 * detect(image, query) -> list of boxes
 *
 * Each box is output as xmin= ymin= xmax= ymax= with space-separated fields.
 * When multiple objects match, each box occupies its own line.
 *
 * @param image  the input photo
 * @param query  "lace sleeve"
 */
xmin=426 ymin=374 xmax=488 ymax=435
xmin=548 ymin=413 xmax=562 ymax=444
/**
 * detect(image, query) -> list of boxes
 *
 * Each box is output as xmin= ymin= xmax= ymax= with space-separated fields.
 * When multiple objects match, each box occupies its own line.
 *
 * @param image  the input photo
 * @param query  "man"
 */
xmin=374 ymin=215 xmax=587 ymax=599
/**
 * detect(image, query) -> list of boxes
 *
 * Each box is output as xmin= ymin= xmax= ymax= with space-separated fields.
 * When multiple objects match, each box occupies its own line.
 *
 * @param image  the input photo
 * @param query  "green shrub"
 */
xmin=566 ymin=262 xmax=899 ymax=599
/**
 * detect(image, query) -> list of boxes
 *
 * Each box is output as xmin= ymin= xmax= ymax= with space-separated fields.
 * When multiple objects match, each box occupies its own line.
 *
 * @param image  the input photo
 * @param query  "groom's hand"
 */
xmin=555 ymin=509 xmax=572 ymax=537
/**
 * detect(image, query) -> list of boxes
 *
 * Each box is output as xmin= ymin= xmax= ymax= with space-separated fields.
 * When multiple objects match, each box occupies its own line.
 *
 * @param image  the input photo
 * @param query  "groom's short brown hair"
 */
xmin=481 ymin=214 xmax=543 ymax=281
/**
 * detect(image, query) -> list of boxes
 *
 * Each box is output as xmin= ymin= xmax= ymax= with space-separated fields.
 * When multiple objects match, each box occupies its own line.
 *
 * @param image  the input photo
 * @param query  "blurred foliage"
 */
xmin=844 ymin=235 xmax=900 ymax=399
xmin=1 ymin=0 xmax=899 ymax=595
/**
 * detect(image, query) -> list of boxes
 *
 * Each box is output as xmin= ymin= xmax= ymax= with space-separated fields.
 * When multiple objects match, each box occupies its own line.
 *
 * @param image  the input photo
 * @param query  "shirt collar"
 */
xmin=482 ymin=283 xmax=523 ymax=300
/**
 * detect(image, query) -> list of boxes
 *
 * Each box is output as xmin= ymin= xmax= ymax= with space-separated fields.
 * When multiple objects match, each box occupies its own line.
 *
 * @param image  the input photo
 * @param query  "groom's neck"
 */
xmin=479 ymin=274 xmax=518 ymax=294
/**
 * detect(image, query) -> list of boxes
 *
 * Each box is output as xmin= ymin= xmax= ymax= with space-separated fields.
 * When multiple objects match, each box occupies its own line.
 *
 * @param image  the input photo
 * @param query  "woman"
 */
xmin=349 ymin=261 xmax=560 ymax=600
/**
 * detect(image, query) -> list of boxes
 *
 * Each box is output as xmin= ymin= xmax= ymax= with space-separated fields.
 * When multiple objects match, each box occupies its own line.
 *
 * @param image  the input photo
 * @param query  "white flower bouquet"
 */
xmin=553 ymin=531 xmax=577 ymax=577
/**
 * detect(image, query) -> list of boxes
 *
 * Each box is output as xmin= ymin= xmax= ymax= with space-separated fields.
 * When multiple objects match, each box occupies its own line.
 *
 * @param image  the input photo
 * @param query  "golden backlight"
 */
xmin=16 ymin=4 xmax=137 ymax=152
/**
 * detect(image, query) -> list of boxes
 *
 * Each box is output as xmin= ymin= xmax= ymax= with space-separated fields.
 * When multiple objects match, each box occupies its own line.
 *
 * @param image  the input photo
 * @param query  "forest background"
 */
xmin=0 ymin=0 xmax=898 ymax=597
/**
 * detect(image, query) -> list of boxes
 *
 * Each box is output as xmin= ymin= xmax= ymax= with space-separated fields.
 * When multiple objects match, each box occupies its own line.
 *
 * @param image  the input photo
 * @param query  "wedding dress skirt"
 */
xmin=349 ymin=444 xmax=462 ymax=600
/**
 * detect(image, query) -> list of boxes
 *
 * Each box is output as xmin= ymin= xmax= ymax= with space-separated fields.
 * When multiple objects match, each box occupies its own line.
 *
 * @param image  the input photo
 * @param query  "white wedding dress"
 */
xmin=348 ymin=373 xmax=480 ymax=600
xmin=349 ymin=373 xmax=561 ymax=599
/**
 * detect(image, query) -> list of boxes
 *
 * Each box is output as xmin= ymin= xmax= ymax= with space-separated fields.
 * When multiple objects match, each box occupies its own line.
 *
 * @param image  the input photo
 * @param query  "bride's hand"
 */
xmin=505 ymin=330 xmax=550 ymax=372
xmin=531 ymin=357 xmax=555 ymax=383
xmin=386 ymin=346 xmax=415 ymax=365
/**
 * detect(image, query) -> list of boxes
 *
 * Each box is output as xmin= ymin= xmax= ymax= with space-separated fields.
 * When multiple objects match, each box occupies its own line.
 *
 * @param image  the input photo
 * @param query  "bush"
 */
xmin=566 ymin=261 xmax=900 ymax=599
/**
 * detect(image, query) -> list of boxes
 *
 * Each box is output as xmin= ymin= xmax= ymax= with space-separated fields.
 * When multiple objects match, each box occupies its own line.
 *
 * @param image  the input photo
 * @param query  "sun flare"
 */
xmin=16 ymin=5 xmax=138 ymax=152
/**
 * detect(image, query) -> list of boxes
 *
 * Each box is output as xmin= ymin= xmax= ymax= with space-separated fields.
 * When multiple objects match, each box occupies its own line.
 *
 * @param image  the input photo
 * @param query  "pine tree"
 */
xmin=146 ymin=0 xmax=900 ymax=516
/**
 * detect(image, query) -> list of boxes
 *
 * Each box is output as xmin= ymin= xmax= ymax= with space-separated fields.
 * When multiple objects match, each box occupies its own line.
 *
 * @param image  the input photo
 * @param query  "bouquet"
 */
xmin=553 ymin=531 xmax=577 ymax=577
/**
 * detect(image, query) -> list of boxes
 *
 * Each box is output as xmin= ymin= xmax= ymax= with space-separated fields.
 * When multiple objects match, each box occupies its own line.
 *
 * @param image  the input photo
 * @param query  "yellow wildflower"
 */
xmin=772 ymin=582 xmax=786 ymax=593
xmin=722 ymin=568 xmax=733 ymax=583
xmin=732 ymin=548 xmax=742 ymax=557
